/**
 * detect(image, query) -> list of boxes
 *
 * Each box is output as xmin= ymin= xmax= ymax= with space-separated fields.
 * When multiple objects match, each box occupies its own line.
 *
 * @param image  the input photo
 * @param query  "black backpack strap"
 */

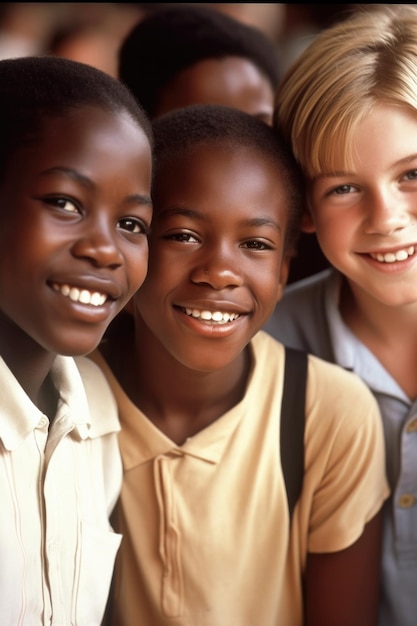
xmin=280 ymin=346 xmax=308 ymax=522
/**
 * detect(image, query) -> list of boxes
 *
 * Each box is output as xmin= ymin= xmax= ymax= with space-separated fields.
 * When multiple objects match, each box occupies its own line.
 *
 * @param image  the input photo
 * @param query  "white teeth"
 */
xmin=90 ymin=292 xmax=106 ymax=306
xmin=69 ymin=287 xmax=80 ymax=302
xmin=185 ymin=308 xmax=239 ymax=323
xmin=52 ymin=283 xmax=107 ymax=306
xmin=371 ymin=246 xmax=415 ymax=263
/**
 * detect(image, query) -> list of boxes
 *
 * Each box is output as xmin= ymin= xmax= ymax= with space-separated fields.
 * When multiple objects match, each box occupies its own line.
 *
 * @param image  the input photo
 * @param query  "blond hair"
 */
xmin=274 ymin=4 xmax=417 ymax=178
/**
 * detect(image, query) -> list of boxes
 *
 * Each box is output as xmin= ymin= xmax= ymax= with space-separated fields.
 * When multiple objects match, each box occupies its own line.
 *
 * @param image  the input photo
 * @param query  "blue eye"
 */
xmin=404 ymin=169 xmax=417 ymax=181
xmin=333 ymin=184 xmax=355 ymax=195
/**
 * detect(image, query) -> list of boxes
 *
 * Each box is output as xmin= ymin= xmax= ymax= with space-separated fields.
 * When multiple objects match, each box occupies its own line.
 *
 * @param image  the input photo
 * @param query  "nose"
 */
xmin=190 ymin=245 xmax=244 ymax=289
xmin=364 ymin=187 xmax=410 ymax=235
xmin=71 ymin=218 xmax=123 ymax=269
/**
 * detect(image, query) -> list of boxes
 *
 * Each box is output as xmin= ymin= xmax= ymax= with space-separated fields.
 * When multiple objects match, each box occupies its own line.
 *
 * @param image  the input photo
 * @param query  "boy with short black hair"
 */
xmin=0 ymin=54 xmax=153 ymax=624
xmin=95 ymin=104 xmax=388 ymax=626
xmin=118 ymin=4 xmax=281 ymax=125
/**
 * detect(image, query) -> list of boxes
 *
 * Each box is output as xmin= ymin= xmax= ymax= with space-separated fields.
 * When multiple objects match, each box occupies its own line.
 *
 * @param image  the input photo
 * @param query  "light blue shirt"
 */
xmin=265 ymin=268 xmax=417 ymax=626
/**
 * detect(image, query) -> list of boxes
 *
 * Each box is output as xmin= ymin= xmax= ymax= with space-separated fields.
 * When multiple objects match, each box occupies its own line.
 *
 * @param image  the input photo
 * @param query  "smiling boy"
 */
xmin=0 ymin=56 xmax=152 ymax=625
xmin=263 ymin=6 xmax=417 ymax=624
xmin=94 ymin=104 xmax=388 ymax=626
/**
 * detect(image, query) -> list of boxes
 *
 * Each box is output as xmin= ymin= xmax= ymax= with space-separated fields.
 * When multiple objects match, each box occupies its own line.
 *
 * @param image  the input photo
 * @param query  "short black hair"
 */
xmin=152 ymin=104 xmax=304 ymax=253
xmin=0 ymin=55 xmax=152 ymax=177
xmin=119 ymin=5 xmax=281 ymax=117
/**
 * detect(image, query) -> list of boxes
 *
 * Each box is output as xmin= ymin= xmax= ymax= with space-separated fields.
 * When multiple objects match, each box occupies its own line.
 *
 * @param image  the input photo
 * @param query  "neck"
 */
xmin=105 ymin=314 xmax=251 ymax=444
xmin=340 ymin=278 xmax=417 ymax=399
xmin=0 ymin=312 xmax=57 ymax=417
xmin=340 ymin=277 xmax=417 ymax=343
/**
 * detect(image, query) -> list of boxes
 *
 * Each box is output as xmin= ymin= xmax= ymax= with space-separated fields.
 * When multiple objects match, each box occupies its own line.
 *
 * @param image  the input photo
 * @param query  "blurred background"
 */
xmin=0 ymin=2 xmax=366 ymax=77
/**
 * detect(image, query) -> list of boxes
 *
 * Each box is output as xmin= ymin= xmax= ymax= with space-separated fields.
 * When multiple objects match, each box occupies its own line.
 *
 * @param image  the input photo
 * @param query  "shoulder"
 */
xmin=304 ymin=354 xmax=384 ymax=480
xmin=263 ymin=269 xmax=338 ymax=355
xmin=307 ymin=353 xmax=379 ymax=420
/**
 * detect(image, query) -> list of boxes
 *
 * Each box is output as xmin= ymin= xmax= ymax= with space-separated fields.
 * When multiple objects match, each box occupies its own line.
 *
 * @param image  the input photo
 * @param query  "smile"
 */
xmin=51 ymin=282 xmax=108 ymax=307
xmin=184 ymin=307 xmax=240 ymax=324
xmin=369 ymin=245 xmax=415 ymax=263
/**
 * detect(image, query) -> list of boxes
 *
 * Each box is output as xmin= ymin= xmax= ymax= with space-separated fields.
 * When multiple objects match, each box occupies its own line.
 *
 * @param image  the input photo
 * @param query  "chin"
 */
xmin=52 ymin=335 xmax=103 ymax=358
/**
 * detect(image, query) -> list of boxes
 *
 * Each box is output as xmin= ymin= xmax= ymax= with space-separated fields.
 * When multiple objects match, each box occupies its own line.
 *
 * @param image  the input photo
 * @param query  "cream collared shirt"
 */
xmin=92 ymin=332 xmax=389 ymax=626
xmin=0 ymin=355 xmax=122 ymax=626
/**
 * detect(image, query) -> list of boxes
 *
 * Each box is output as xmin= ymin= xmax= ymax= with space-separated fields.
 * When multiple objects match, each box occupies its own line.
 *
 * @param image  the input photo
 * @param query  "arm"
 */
xmin=304 ymin=511 xmax=383 ymax=626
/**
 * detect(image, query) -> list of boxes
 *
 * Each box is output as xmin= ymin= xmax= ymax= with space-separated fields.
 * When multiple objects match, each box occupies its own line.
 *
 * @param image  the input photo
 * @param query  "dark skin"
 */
xmin=0 ymin=312 xmax=60 ymax=417
xmin=106 ymin=143 xmax=289 ymax=442
xmin=153 ymin=56 xmax=275 ymax=125
xmin=103 ymin=142 xmax=383 ymax=624
xmin=103 ymin=311 xmax=253 ymax=444
xmin=305 ymin=513 xmax=383 ymax=626
xmin=0 ymin=106 xmax=152 ymax=420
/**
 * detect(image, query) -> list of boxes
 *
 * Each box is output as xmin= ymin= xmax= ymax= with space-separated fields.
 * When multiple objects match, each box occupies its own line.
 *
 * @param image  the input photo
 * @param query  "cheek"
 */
xmin=125 ymin=241 xmax=150 ymax=291
xmin=311 ymin=205 xmax=350 ymax=239
xmin=313 ymin=212 xmax=355 ymax=267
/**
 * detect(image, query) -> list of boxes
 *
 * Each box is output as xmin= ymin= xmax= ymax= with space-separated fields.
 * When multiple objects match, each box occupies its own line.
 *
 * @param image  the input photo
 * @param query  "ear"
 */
xmin=301 ymin=205 xmax=316 ymax=233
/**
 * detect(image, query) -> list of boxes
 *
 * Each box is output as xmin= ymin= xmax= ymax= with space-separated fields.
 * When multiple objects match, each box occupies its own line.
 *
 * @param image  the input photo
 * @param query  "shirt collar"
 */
xmin=119 ymin=393 xmax=244 ymax=471
xmin=325 ymin=270 xmax=408 ymax=400
xmin=0 ymin=355 xmax=92 ymax=450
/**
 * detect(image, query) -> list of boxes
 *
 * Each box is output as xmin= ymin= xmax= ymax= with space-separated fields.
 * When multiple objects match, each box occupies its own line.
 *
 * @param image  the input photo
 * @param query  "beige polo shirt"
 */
xmin=93 ymin=331 xmax=389 ymax=626
xmin=0 ymin=355 xmax=122 ymax=626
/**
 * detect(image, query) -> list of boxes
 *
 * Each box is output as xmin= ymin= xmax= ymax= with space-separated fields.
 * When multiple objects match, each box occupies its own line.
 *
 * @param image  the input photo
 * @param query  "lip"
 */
xmin=359 ymin=243 xmax=417 ymax=272
xmin=174 ymin=306 xmax=245 ymax=338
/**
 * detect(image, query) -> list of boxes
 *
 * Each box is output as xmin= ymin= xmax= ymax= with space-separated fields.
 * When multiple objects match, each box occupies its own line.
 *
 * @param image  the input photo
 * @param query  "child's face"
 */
xmin=154 ymin=57 xmax=275 ymax=126
xmin=308 ymin=103 xmax=417 ymax=308
xmin=0 ymin=106 xmax=152 ymax=356
xmin=134 ymin=143 xmax=289 ymax=372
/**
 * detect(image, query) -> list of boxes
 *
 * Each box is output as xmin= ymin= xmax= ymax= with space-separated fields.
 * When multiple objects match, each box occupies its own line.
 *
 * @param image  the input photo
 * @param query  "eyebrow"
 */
xmin=39 ymin=166 xmax=152 ymax=205
xmin=314 ymin=170 xmax=354 ymax=180
xmin=396 ymin=153 xmax=417 ymax=167
xmin=159 ymin=206 xmax=281 ymax=230
xmin=243 ymin=217 xmax=282 ymax=233
xmin=315 ymin=153 xmax=417 ymax=180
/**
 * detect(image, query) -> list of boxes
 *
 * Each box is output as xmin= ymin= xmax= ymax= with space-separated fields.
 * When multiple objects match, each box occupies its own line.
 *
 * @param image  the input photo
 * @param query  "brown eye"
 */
xmin=44 ymin=197 xmax=79 ymax=213
xmin=117 ymin=217 xmax=148 ymax=234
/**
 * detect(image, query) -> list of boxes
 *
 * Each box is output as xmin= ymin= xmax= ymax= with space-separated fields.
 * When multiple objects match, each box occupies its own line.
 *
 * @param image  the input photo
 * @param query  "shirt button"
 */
xmin=398 ymin=494 xmax=416 ymax=508
xmin=406 ymin=419 xmax=417 ymax=433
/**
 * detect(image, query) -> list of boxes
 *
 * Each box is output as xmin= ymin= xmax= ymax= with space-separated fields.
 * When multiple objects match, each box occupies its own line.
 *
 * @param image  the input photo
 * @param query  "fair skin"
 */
xmin=306 ymin=103 xmax=417 ymax=399
xmin=153 ymin=57 xmax=275 ymax=125
xmin=0 ymin=106 xmax=152 ymax=416
xmin=103 ymin=141 xmax=383 ymax=625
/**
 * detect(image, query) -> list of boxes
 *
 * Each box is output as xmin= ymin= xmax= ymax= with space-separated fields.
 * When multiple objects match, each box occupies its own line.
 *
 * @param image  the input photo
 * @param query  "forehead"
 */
xmin=2 ymin=105 xmax=152 ymax=193
xmin=17 ymin=106 xmax=148 ymax=161
xmin=311 ymin=103 xmax=417 ymax=178
xmin=155 ymin=57 xmax=274 ymax=123
xmin=349 ymin=103 xmax=417 ymax=169
xmin=153 ymin=142 xmax=289 ymax=220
